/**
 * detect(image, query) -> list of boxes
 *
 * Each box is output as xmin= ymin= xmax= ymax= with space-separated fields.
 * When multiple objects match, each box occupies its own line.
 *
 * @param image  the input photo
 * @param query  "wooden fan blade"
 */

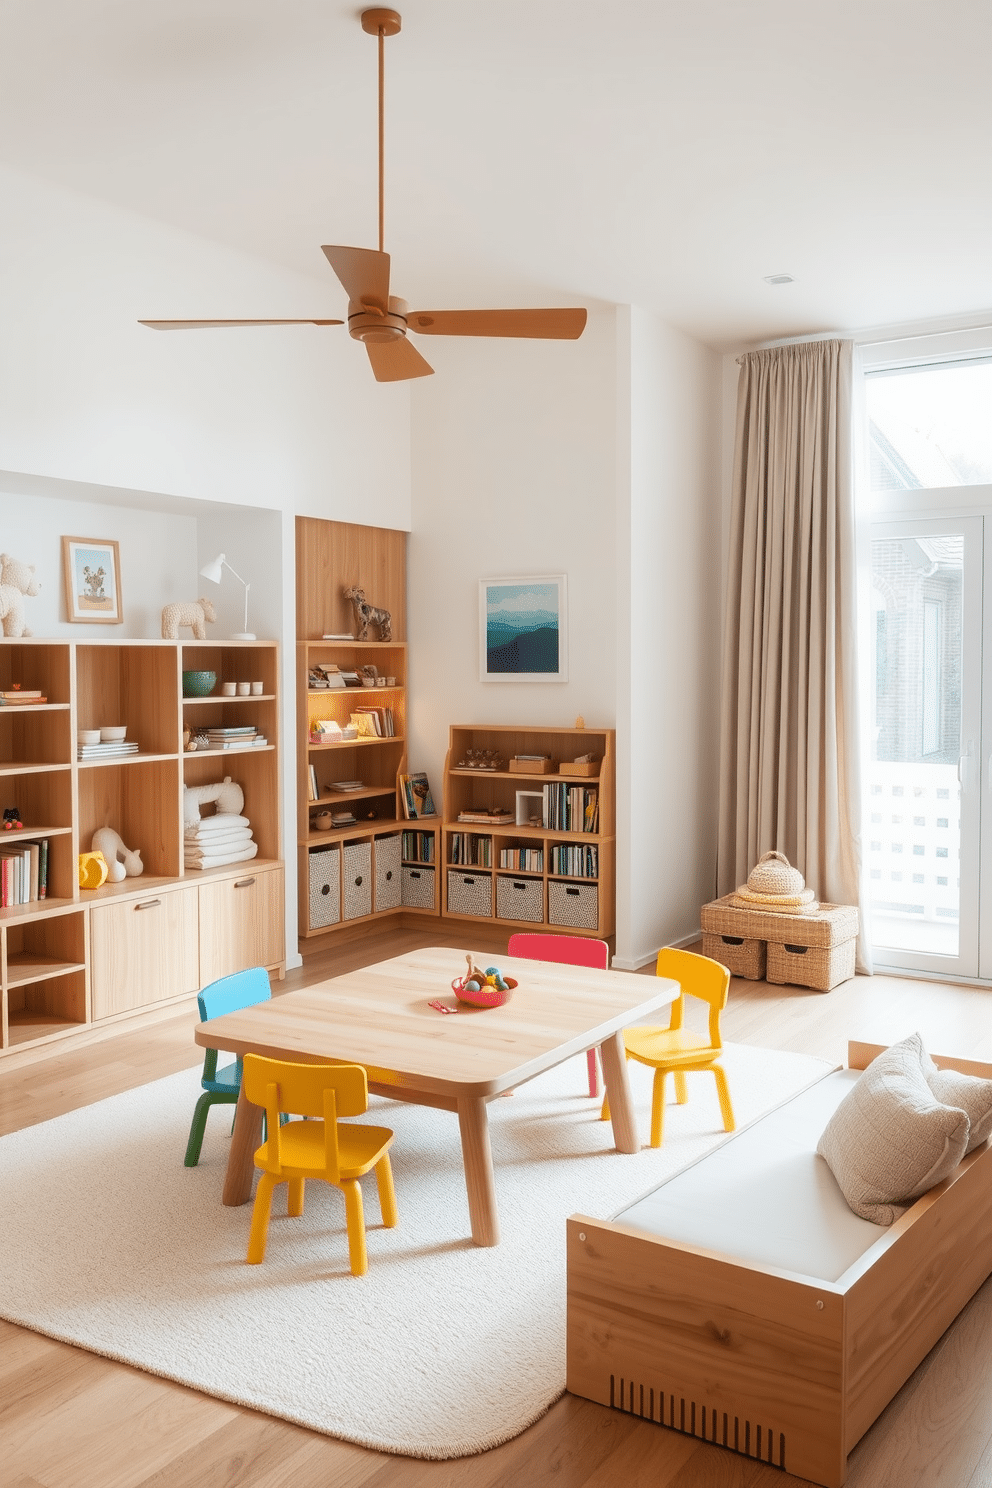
xmin=321 ymin=246 xmax=391 ymax=310
xmin=406 ymin=308 xmax=587 ymax=340
xmin=364 ymin=337 xmax=434 ymax=382
xmin=139 ymin=319 xmax=343 ymax=329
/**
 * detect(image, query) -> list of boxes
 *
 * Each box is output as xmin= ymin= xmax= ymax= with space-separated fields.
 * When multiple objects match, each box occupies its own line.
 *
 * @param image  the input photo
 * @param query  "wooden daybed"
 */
xmin=566 ymin=1041 xmax=992 ymax=1488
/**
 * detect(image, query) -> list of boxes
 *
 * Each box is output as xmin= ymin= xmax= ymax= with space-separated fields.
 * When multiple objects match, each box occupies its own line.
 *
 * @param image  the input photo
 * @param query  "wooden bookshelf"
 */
xmin=441 ymin=723 xmax=615 ymax=939
xmin=0 ymin=638 xmax=285 ymax=1062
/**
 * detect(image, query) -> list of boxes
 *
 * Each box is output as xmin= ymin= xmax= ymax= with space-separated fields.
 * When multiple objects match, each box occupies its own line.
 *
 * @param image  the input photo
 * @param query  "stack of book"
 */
xmin=204 ymin=726 xmax=268 ymax=751
xmin=350 ymin=706 xmax=394 ymax=737
xmin=0 ymin=689 xmax=47 ymax=706
xmin=77 ymin=739 xmax=139 ymax=760
xmin=0 ymin=837 xmax=48 ymax=904
xmin=402 ymin=830 xmax=435 ymax=863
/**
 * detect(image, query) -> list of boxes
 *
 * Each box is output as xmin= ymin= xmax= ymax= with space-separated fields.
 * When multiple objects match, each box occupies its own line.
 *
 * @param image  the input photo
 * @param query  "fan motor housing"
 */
xmin=348 ymin=296 xmax=409 ymax=345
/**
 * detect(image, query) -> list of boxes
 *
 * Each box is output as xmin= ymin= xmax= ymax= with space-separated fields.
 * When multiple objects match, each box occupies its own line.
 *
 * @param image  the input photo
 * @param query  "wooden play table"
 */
xmin=195 ymin=946 xmax=679 ymax=1246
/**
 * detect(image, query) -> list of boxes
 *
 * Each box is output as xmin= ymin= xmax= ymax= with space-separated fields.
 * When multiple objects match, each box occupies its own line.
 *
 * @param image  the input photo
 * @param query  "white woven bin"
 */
xmin=308 ymin=845 xmax=340 ymax=929
xmin=496 ymin=874 xmax=543 ymax=923
xmin=375 ymin=833 xmax=402 ymax=912
xmin=548 ymin=879 xmax=599 ymax=930
xmin=447 ymin=869 xmax=493 ymax=918
xmin=342 ymin=840 xmax=372 ymax=920
xmin=401 ymin=864 xmax=436 ymax=910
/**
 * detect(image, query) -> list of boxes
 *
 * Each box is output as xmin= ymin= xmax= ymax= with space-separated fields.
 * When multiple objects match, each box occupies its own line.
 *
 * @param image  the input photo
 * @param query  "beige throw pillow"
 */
xmin=923 ymin=1054 xmax=992 ymax=1152
xmin=817 ymin=1033 xmax=970 ymax=1225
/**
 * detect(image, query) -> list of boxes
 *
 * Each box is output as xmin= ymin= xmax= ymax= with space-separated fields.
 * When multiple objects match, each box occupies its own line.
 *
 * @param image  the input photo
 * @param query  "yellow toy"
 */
xmin=77 ymin=850 xmax=109 ymax=890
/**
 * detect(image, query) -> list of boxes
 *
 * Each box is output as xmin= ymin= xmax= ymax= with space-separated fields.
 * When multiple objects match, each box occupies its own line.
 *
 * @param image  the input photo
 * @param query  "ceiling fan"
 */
xmin=140 ymin=8 xmax=587 ymax=382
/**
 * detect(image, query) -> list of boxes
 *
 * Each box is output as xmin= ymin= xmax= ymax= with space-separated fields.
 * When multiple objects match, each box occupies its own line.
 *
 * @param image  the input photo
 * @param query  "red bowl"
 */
xmin=451 ymin=975 xmax=517 ymax=1009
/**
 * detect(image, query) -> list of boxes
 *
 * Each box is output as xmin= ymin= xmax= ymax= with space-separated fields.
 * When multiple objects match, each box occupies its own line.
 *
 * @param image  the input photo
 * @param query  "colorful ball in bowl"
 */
xmin=451 ymin=975 xmax=517 ymax=1009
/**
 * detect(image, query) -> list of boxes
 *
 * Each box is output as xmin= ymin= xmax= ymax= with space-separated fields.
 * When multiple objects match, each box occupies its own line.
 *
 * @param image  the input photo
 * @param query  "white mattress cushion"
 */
xmin=614 ymin=1069 xmax=889 ymax=1282
xmin=817 ymin=1034 xmax=970 ymax=1225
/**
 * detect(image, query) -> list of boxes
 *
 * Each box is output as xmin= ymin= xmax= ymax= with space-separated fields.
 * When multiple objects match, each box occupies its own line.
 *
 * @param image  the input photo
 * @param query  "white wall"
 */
xmin=407 ymin=308 xmax=619 ymax=813
xmin=0 ymin=163 xmax=411 ymax=527
xmin=613 ymin=308 xmax=723 ymax=968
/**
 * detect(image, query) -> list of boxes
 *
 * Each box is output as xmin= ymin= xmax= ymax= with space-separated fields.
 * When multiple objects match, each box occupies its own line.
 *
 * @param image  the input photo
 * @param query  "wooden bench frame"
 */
xmin=566 ymin=1041 xmax=992 ymax=1487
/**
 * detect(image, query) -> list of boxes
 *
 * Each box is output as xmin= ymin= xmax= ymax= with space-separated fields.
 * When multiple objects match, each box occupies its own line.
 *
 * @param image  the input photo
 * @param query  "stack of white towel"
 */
xmin=184 ymin=813 xmax=258 ymax=871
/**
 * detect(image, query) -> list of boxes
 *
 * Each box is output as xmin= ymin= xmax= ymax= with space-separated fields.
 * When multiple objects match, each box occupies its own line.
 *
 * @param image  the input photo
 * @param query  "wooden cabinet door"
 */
xmin=198 ymin=865 xmax=285 ymax=985
xmin=90 ymin=887 xmax=199 ymax=1019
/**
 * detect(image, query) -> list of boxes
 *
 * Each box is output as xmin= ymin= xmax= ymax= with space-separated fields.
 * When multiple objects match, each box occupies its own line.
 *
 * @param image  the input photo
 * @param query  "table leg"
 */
xmin=222 ymin=1086 xmax=263 ymax=1206
xmin=457 ymin=1095 xmax=500 ymax=1246
xmin=599 ymin=1031 xmax=640 ymax=1153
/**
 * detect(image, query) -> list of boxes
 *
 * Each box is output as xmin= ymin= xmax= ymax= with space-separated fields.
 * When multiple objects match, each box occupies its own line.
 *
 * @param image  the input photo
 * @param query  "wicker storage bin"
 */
xmin=447 ymin=869 xmax=493 ymax=918
xmin=342 ymin=840 xmax=372 ymax=921
xmin=374 ymin=833 xmax=402 ymax=912
xmin=701 ymin=931 xmax=766 ymax=981
xmin=308 ymin=845 xmax=340 ymax=929
xmin=548 ymin=879 xmax=599 ymax=930
xmin=496 ymin=874 xmax=544 ymax=923
xmin=766 ymin=936 xmax=856 ymax=992
xmin=401 ymin=864 xmax=436 ymax=910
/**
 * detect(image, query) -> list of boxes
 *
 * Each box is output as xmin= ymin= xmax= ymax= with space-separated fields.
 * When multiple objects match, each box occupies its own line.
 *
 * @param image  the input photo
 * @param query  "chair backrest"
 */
xmin=655 ymin=947 xmax=731 ymax=1048
xmin=242 ymin=1055 xmax=369 ymax=1181
xmin=197 ymin=965 xmax=271 ymax=1022
xmin=507 ymin=932 xmax=609 ymax=970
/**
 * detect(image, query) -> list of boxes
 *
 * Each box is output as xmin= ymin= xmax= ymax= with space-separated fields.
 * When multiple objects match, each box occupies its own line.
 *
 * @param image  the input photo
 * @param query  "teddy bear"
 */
xmin=0 ymin=554 xmax=41 ymax=637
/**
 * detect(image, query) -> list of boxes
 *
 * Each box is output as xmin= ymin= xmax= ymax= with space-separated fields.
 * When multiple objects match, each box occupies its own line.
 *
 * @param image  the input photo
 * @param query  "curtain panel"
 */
xmin=717 ymin=338 xmax=868 ymax=970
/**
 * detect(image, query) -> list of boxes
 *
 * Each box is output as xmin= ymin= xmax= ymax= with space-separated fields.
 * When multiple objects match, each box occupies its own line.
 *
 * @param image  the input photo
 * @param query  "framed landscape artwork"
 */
xmin=62 ymin=537 xmax=123 ymax=624
xmin=479 ymin=575 xmax=567 ymax=682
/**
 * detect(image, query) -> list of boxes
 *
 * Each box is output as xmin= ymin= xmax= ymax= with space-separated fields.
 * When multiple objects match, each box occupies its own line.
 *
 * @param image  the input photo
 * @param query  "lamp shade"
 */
xmin=199 ymin=552 xmax=226 ymax=585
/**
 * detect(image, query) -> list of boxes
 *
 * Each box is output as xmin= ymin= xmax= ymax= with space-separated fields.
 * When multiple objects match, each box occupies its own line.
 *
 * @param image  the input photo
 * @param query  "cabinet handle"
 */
xmin=512 ymin=881 xmax=526 ymax=891
xmin=410 ymin=870 xmax=421 ymax=879
xmin=385 ymin=870 xmax=393 ymax=881
xmin=135 ymin=898 xmax=162 ymax=911
xmin=355 ymin=875 xmax=363 ymax=886
xmin=234 ymin=877 xmax=256 ymax=889
xmin=566 ymin=887 xmax=580 ymax=897
xmin=321 ymin=884 xmax=331 ymax=896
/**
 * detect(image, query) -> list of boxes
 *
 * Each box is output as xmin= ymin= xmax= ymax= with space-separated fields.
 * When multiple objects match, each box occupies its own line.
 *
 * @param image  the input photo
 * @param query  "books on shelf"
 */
xmin=541 ymin=782 xmax=599 ymax=833
xmin=401 ymin=771 xmax=436 ymax=820
xmin=0 ymin=690 xmax=47 ymax=705
xmin=0 ymin=836 xmax=48 ymax=905
xmin=458 ymin=809 xmax=514 ymax=825
xmin=499 ymin=846 xmax=544 ymax=871
xmin=402 ymin=830 xmax=435 ymax=863
xmin=308 ymin=764 xmax=319 ymax=801
xmin=350 ymin=706 xmax=394 ymax=738
xmin=550 ymin=843 xmax=599 ymax=878
xmin=449 ymin=831 xmax=492 ymax=867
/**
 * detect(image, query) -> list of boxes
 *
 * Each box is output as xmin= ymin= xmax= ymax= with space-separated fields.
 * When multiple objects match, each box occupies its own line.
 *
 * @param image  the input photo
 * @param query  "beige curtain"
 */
xmin=717 ymin=338 xmax=868 ymax=970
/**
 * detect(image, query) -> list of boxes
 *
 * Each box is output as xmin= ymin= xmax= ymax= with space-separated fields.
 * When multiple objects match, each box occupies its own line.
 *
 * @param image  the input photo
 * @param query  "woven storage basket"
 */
xmin=401 ymin=863 xmax=435 ymax=910
xmin=744 ymin=850 xmax=807 ymax=898
xmin=766 ymin=937 xmax=856 ymax=992
xmin=374 ymin=832 xmax=402 ymax=912
xmin=701 ymin=931 xmax=767 ymax=981
xmin=447 ymin=869 xmax=493 ymax=918
xmin=342 ymin=841 xmax=372 ymax=921
xmin=701 ymin=896 xmax=858 ymax=947
xmin=496 ymin=874 xmax=544 ymax=923
xmin=308 ymin=845 xmax=340 ymax=929
xmin=548 ymin=879 xmax=599 ymax=930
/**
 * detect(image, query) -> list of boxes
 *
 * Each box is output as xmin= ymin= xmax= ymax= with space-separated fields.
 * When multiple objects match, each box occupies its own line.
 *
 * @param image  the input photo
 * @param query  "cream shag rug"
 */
xmin=0 ymin=1042 xmax=829 ymax=1459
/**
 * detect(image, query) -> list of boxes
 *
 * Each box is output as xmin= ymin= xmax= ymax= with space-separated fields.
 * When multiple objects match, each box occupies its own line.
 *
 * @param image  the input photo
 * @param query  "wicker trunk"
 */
xmin=700 ymin=896 xmax=858 ymax=992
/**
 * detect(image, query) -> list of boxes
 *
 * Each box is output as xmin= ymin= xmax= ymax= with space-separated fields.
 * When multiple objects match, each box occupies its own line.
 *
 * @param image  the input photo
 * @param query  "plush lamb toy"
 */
xmin=0 ymin=554 xmax=41 ymax=637
xmin=91 ymin=826 xmax=143 ymax=882
xmin=182 ymin=775 xmax=245 ymax=828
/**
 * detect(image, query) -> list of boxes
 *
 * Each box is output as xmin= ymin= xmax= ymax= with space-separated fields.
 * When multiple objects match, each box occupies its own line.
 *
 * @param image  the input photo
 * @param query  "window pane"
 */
xmin=867 ymin=361 xmax=992 ymax=491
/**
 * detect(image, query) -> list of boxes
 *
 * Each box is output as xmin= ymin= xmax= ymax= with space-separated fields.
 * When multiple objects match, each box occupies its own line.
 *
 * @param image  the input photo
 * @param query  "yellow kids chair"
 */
xmin=241 ymin=1054 xmax=398 ymax=1277
xmin=601 ymin=947 xmax=736 ymax=1148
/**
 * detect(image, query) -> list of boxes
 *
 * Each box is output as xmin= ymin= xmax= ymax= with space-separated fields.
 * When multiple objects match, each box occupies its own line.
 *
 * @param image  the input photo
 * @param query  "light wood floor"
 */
xmin=3 ymin=924 xmax=992 ymax=1488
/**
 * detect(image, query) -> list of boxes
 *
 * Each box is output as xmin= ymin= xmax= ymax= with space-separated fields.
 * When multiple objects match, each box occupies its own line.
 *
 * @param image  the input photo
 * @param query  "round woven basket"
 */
xmin=745 ymin=851 xmax=805 ymax=897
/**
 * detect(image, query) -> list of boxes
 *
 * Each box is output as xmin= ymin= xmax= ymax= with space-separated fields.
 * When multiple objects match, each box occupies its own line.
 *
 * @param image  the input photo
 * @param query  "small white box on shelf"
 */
xmin=515 ymin=791 xmax=544 ymax=827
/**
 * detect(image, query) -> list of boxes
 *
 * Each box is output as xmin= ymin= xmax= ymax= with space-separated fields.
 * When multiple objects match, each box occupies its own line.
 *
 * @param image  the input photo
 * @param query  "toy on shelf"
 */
xmin=78 ymin=851 xmax=109 ymax=890
xmin=0 ymin=554 xmax=41 ymax=638
xmin=161 ymin=597 xmax=216 ymax=640
xmin=343 ymin=585 xmax=392 ymax=641
xmin=3 ymin=807 xmax=22 ymax=830
xmin=183 ymin=776 xmax=257 ymax=871
xmin=456 ymin=748 xmax=504 ymax=771
xmin=91 ymin=826 xmax=143 ymax=882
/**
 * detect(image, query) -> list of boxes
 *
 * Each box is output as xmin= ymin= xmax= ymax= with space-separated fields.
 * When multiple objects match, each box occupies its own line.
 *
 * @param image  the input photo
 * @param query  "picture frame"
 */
xmin=61 ymin=537 xmax=123 ymax=624
xmin=479 ymin=575 xmax=567 ymax=682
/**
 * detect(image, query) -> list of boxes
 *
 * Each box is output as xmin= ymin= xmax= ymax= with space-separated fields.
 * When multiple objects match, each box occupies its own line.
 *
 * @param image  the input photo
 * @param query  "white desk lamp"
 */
xmin=199 ymin=552 xmax=255 ymax=640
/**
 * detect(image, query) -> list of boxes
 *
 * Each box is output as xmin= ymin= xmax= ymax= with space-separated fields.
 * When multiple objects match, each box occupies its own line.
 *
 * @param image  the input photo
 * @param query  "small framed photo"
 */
xmin=62 ymin=537 xmax=123 ymax=624
xmin=480 ymin=575 xmax=567 ymax=682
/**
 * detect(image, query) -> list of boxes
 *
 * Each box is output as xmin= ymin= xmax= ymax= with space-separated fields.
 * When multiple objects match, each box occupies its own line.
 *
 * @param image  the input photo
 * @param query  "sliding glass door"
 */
xmin=867 ymin=517 xmax=982 ymax=978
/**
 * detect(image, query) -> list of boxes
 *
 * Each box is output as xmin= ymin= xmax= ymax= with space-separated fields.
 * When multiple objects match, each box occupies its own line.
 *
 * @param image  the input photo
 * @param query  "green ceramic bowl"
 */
xmin=182 ymin=670 xmax=217 ymax=698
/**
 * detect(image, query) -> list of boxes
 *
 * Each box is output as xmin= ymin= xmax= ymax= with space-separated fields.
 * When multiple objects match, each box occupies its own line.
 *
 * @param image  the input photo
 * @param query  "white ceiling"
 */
xmin=3 ymin=0 xmax=991 ymax=349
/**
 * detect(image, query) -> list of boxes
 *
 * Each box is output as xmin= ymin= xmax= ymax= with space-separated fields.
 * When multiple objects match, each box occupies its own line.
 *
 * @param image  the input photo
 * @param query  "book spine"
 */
xmin=39 ymin=838 xmax=48 ymax=898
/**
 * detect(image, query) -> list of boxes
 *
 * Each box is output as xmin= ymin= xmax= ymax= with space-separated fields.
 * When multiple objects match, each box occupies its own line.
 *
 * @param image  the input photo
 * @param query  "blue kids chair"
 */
xmin=184 ymin=966 xmax=272 ymax=1167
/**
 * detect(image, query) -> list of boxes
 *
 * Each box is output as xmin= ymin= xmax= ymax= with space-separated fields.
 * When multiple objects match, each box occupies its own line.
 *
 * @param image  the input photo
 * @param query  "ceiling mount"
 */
xmin=361 ymin=9 xmax=401 ymax=37
xmin=139 ymin=8 xmax=587 ymax=382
